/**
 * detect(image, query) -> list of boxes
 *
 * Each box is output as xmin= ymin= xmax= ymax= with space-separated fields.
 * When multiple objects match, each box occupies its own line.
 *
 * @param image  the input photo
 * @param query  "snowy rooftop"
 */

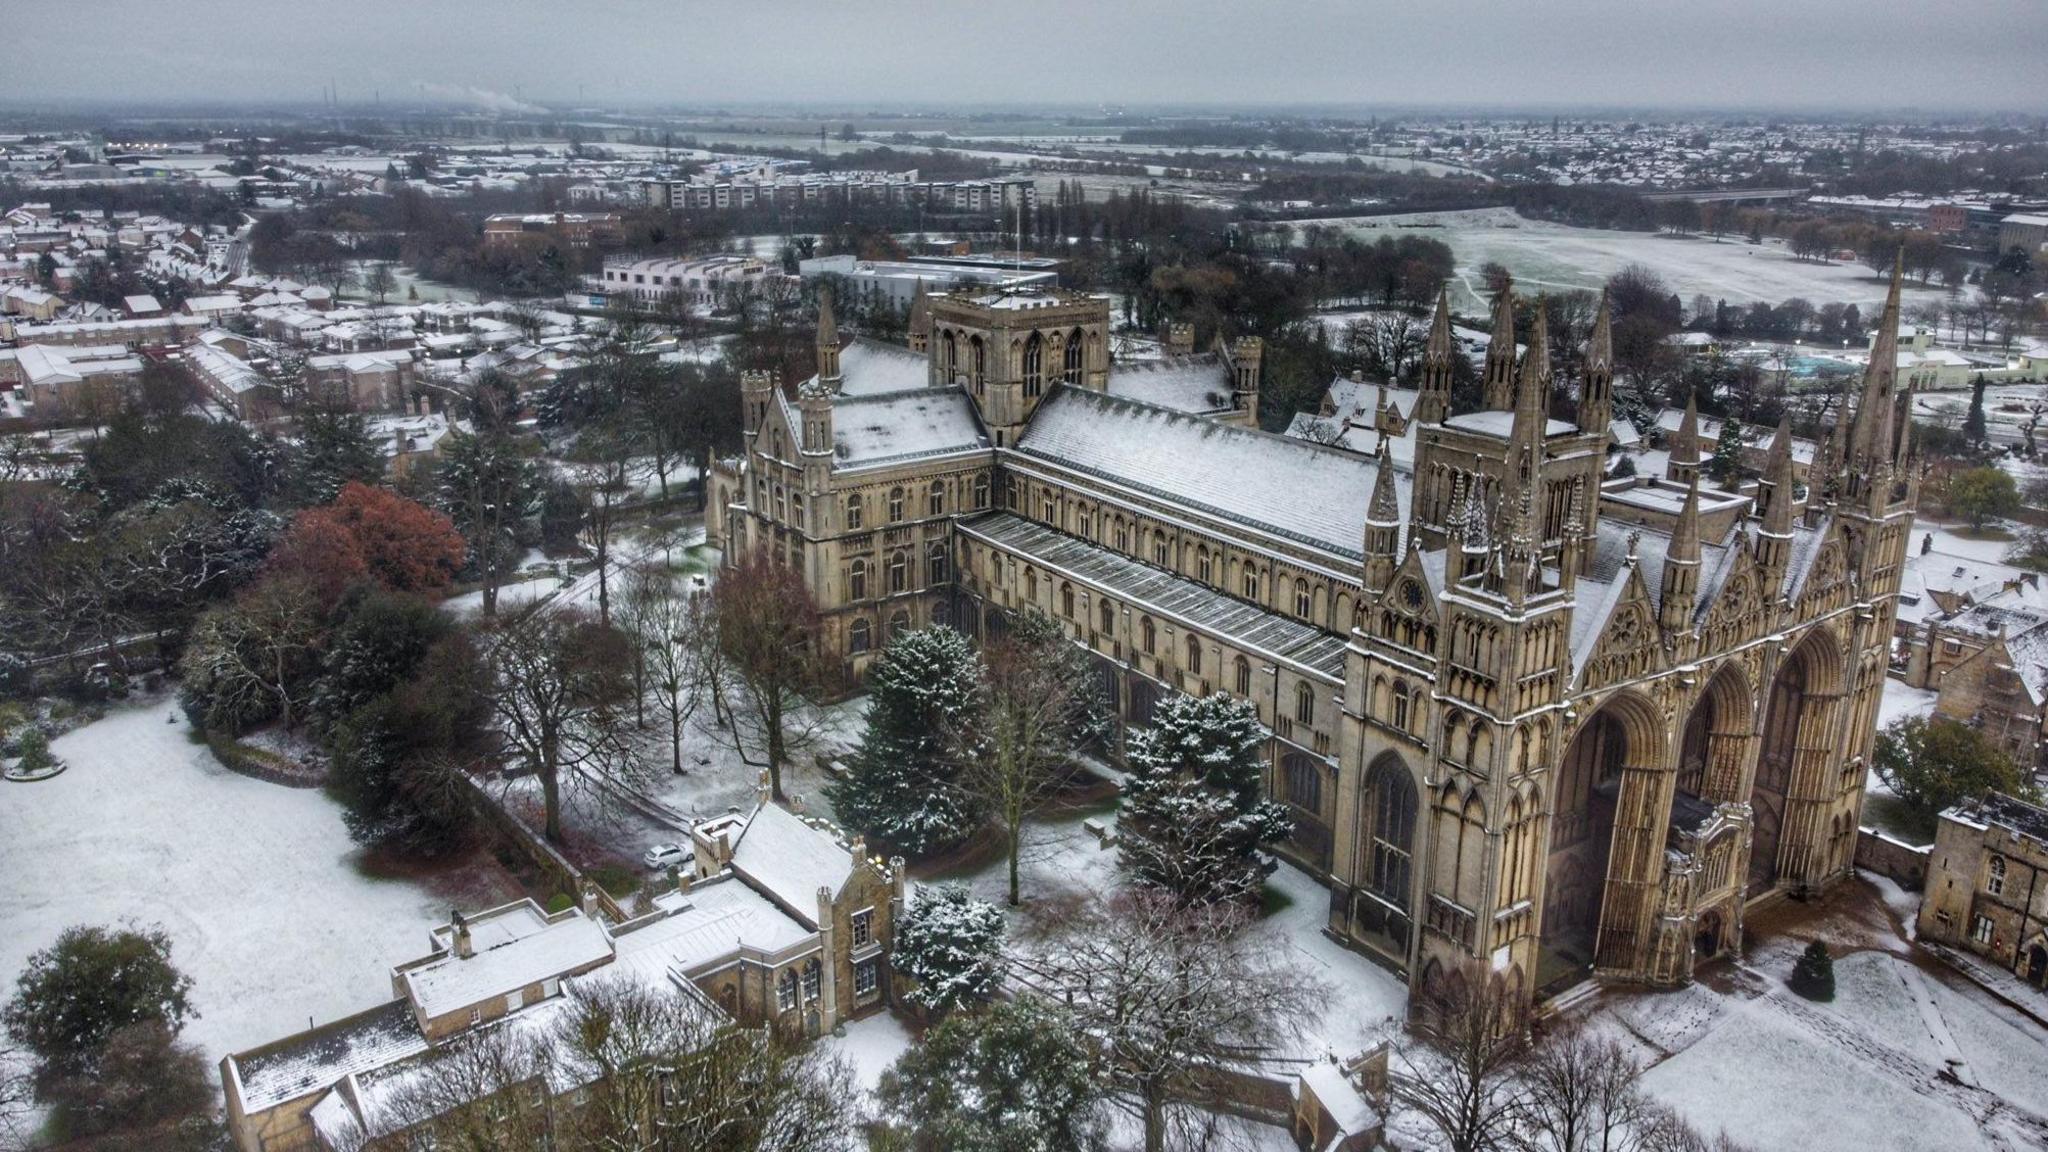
xmin=397 ymin=908 xmax=612 ymax=1021
xmin=1442 ymin=410 xmax=1576 ymax=438
xmin=1017 ymin=388 xmax=1410 ymax=561
xmin=229 ymin=1000 xmax=429 ymax=1114
xmin=730 ymin=802 xmax=856 ymax=928
xmin=832 ymin=337 xmax=931 ymax=398
xmin=626 ymin=874 xmax=816 ymax=974
xmin=960 ymin=512 xmax=1350 ymax=680
xmin=832 ymin=388 xmax=988 ymax=471
xmin=1104 ymin=355 xmax=1236 ymax=414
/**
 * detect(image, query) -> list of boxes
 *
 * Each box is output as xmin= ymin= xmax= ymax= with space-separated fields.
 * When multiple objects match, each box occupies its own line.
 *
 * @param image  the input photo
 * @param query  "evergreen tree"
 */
xmin=877 ymin=998 xmax=1106 ymax=1152
xmin=1708 ymin=417 xmax=1747 ymax=485
xmin=830 ymin=626 xmax=987 ymax=857
xmin=1118 ymin=693 xmax=1292 ymax=907
xmin=1789 ymin=940 xmax=1835 ymax=1001
xmin=892 ymin=885 xmax=1006 ymax=1017
xmin=293 ymin=408 xmax=385 ymax=506
xmin=3 ymin=926 xmax=195 ymax=1094
xmin=1964 ymin=374 xmax=1989 ymax=443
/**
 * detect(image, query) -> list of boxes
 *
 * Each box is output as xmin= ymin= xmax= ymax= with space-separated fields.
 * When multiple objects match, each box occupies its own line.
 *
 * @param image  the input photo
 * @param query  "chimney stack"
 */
xmin=451 ymin=909 xmax=473 ymax=959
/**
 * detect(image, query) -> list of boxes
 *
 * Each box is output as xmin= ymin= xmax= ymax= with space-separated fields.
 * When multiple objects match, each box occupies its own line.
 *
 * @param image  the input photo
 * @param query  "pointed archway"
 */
xmin=1750 ymin=630 xmax=1846 ymax=896
xmin=1539 ymin=692 xmax=1665 ymax=989
xmin=1679 ymin=663 xmax=1753 ymax=804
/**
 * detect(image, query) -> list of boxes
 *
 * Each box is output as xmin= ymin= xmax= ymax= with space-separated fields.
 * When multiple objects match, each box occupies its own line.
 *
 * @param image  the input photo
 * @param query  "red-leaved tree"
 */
xmin=277 ymin=483 xmax=467 ymax=598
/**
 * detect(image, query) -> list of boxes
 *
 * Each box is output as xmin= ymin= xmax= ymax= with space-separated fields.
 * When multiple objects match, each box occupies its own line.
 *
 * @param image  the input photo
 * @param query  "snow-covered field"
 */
xmin=0 ymin=699 xmax=461 ymax=1067
xmin=1297 ymin=207 xmax=1953 ymax=314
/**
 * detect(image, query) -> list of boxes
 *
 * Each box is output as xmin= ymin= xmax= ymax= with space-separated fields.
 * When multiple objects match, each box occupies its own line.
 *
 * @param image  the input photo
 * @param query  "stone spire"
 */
xmin=1846 ymin=253 xmax=1904 ymax=496
xmin=1559 ymin=480 xmax=1585 ymax=593
xmin=1481 ymin=281 xmax=1518 ymax=411
xmin=1364 ymin=441 xmax=1402 ymax=592
xmin=1757 ymin=415 xmax=1796 ymax=581
xmin=1660 ymin=476 xmax=1702 ymax=634
xmin=906 ymin=279 xmax=930 ymax=354
xmin=1511 ymin=297 xmax=1551 ymax=443
xmin=816 ymin=285 xmax=841 ymax=387
xmin=1416 ymin=283 xmax=1455 ymax=424
xmin=1578 ymin=288 xmax=1613 ymax=434
xmin=1666 ymin=391 xmax=1702 ymax=486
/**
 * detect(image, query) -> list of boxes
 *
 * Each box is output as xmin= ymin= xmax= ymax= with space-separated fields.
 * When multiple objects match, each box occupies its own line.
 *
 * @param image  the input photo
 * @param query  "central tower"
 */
xmin=925 ymin=288 xmax=1111 ymax=447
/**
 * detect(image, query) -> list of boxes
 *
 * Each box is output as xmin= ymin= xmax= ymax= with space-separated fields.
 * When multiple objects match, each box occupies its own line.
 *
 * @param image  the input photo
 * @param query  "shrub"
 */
xmin=1789 ymin=940 xmax=1835 ymax=1001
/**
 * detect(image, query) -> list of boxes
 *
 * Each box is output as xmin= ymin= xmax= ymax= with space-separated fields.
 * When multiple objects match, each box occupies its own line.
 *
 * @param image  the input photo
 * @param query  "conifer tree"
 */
xmin=891 ymin=884 xmax=1006 ymax=1017
xmin=1118 ymin=693 xmax=1292 ymax=907
xmin=830 ymin=625 xmax=987 ymax=857
xmin=1709 ymin=417 xmax=1747 ymax=485
xmin=1789 ymin=940 xmax=1835 ymax=1001
xmin=1965 ymin=374 xmax=1989 ymax=443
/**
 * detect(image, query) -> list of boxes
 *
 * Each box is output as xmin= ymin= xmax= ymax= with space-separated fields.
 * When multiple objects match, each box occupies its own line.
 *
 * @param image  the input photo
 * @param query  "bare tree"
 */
xmin=622 ymin=562 xmax=708 ymax=776
xmin=1391 ymin=972 xmax=1529 ymax=1152
xmin=1014 ymin=890 xmax=1326 ymax=1152
xmin=963 ymin=609 xmax=1108 ymax=906
xmin=566 ymin=426 xmax=634 ymax=628
xmin=487 ymin=607 xmax=636 ymax=843
xmin=344 ymin=977 xmax=854 ymax=1152
xmin=364 ymin=261 xmax=397 ymax=308
xmin=713 ymin=550 xmax=827 ymax=801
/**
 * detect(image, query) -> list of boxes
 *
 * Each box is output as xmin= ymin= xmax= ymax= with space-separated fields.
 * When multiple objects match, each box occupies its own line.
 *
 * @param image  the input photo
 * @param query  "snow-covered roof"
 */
xmin=960 ymin=512 xmax=1350 ymax=680
xmin=229 ymin=1000 xmax=428 ymax=1114
xmin=1018 ymin=388 xmax=1408 ymax=561
xmin=832 ymin=388 xmax=987 ymax=471
xmin=1300 ymin=1062 xmax=1380 ymax=1137
xmin=626 ymin=874 xmax=815 ymax=975
xmin=1442 ymin=410 xmax=1575 ymax=438
xmin=1105 ymin=355 xmax=1236 ymax=414
xmin=833 ymin=337 xmax=930 ymax=398
xmin=397 ymin=912 xmax=612 ymax=1022
xmin=730 ymin=802 xmax=856 ymax=928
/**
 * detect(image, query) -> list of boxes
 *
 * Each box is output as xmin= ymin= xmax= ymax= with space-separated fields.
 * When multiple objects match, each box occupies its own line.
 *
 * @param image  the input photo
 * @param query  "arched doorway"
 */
xmin=1351 ymin=753 xmax=1419 ymax=963
xmin=1751 ymin=632 xmax=1845 ymax=896
xmin=1679 ymin=665 xmax=1752 ymax=803
xmin=1541 ymin=695 xmax=1659 ymax=987
xmin=1695 ymin=909 xmax=1724 ymax=960
xmin=2027 ymin=943 xmax=2048 ymax=989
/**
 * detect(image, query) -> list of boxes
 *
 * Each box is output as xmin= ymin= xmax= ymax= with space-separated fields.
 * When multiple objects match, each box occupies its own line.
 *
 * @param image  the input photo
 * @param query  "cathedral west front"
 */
xmin=711 ymin=264 xmax=1918 ymax=999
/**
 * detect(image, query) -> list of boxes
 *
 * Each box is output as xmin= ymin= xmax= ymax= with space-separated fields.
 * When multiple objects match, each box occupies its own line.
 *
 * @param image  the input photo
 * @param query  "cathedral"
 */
xmin=710 ymin=264 xmax=1918 ymax=997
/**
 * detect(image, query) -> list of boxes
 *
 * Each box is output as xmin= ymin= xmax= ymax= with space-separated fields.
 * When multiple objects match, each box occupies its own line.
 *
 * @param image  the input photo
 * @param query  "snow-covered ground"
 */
xmin=1294 ymin=207 xmax=1955 ymax=314
xmin=1875 ymin=679 xmax=1938 ymax=733
xmin=0 ymin=698 xmax=470 ymax=1067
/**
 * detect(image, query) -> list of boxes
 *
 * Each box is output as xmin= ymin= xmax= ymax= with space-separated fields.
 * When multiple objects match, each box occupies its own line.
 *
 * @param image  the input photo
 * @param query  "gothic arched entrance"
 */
xmin=1540 ymin=695 xmax=1661 ymax=987
xmin=1750 ymin=631 xmax=1845 ymax=896
xmin=1679 ymin=664 xmax=1753 ymax=803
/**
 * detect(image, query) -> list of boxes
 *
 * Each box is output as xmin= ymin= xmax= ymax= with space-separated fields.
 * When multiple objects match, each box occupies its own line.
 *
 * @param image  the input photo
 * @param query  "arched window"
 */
xmin=1294 ymin=578 xmax=1312 ymax=618
xmin=928 ymin=543 xmax=948 ymax=585
xmin=1364 ymin=756 xmax=1419 ymax=908
xmin=1022 ymin=332 xmax=1044 ymax=397
xmin=973 ymin=474 xmax=990 ymax=509
xmin=1099 ymin=598 xmax=1116 ymax=635
xmin=1392 ymin=679 xmax=1411 ymax=732
xmin=941 ymin=330 xmax=958 ymax=379
xmin=888 ymin=551 xmax=907 ymax=593
xmin=1235 ymin=657 xmax=1252 ymax=696
xmin=1061 ymin=582 xmax=1076 ymax=619
xmin=1153 ymin=531 xmax=1170 ymax=567
xmin=845 ymin=494 xmax=863 ymax=530
xmin=1064 ymin=327 xmax=1085 ymax=383
xmin=1295 ymin=682 xmax=1315 ymax=725
xmin=1141 ymin=616 xmax=1156 ymax=655
xmin=848 ymin=558 xmax=868 ymax=601
xmin=1284 ymin=752 xmax=1321 ymax=812
xmin=801 ymin=957 xmax=821 ymax=1001
xmin=1197 ymin=547 xmax=1214 ymax=585
xmin=1026 ymin=567 xmax=1039 ymax=601
xmin=1114 ymin=517 xmax=1130 ymax=552
xmin=969 ymin=335 xmax=986 ymax=387
xmin=776 ymin=969 xmax=798 ymax=1012
xmin=888 ymin=487 xmax=905 ymax=522
xmin=928 ymin=480 xmax=945 ymax=516
xmin=849 ymin=618 xmax=872 ymax=654
xmin=1243 ymin=568 xmax=1260 ymax=601
xmin=1185 ymin=633 xmax=1203 ymax=674
xmin=1989 ymin=854 xmax=2007 ymax=896
xmin=887 ymin=610 xmax=911 ymax=638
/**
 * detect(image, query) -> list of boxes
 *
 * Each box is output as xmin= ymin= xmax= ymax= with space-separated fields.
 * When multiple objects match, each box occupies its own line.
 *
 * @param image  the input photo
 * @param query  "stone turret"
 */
xmin=1231 ymin=335 xmax=1263 ymax=422
xmin=1578 ymin=289 xmax=1613 ymax=434
xmin=906 ymin=279 xmax=930 ymax=354
xmin=1661 ymin=477 xmax=1702 ymax=634
xmin=1363 ymin=440 xmax=1401 ymax=593
xmin=1481 ymin=281 xmax=1519 ymax=411
xmin=1666 ymin=392 xmax=1702 ymax=486
xmin=741 ymin=367 xmax=775 ymax=446
xmin=1756 ymin=415 xmax=1796 ymax=583
xmin=1416 ymin=284 xmax=1454 ymax=425
xmin=816 ymin=286 xmax=841 ymax=388
xmin=1166 ymin=321 xmax=1195 ymax=357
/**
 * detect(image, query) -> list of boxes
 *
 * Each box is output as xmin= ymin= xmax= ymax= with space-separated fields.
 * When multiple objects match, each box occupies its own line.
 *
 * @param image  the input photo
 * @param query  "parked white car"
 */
xmin=643 ymin=843 xmax=691 ymax=871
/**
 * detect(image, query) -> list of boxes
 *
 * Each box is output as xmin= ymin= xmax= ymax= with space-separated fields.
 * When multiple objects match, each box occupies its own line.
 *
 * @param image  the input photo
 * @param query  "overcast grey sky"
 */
xmin=2 ymin=0 xmax=2043 ymax=114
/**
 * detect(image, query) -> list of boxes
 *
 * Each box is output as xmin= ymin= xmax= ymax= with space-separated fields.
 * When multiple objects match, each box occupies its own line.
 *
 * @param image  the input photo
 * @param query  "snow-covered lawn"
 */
xmin=0 ymin=699 xmax=479 ymax=1068
xmin=820 ymin=1010 xmax=915 ymax=1096
xmin=1297 ymin=207 xmax=1953 ymax=313
xmin=1875 ymin=679 xmax=1938 ymax=733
